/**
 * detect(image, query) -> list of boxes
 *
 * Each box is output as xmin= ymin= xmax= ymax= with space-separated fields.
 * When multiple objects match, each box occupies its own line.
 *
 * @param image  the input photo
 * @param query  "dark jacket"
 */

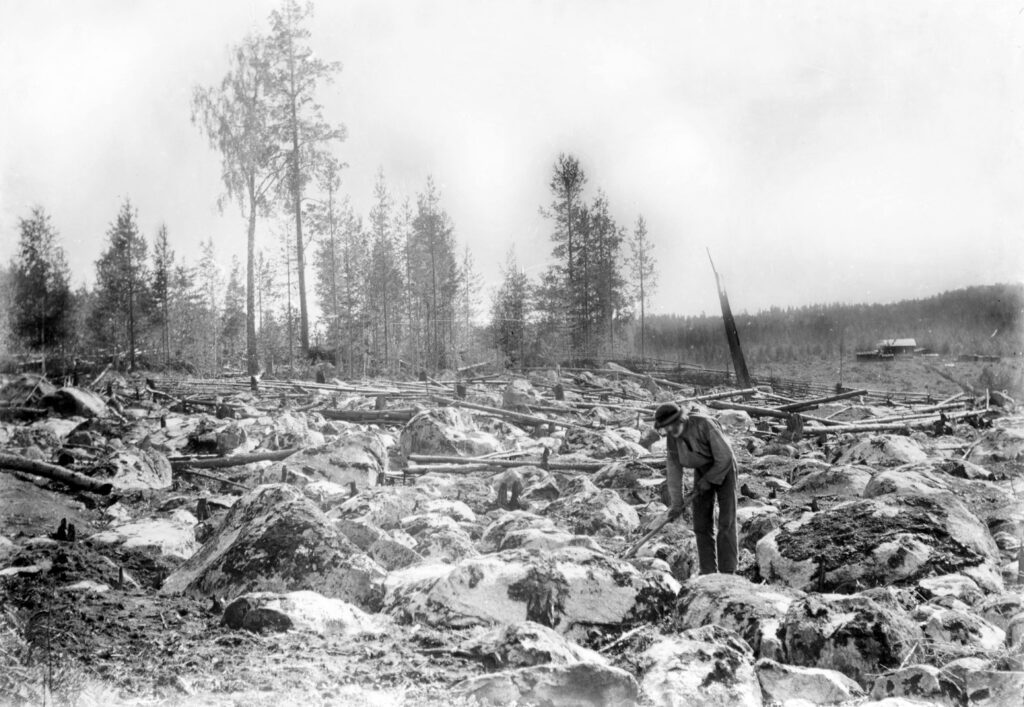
xmin=665 ymin=414 xmax=736 ymax=510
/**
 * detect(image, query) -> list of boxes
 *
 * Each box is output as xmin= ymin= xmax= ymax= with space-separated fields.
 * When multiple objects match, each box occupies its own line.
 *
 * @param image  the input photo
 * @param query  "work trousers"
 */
xmin=692 ymin=467 xmax=738 ymax=574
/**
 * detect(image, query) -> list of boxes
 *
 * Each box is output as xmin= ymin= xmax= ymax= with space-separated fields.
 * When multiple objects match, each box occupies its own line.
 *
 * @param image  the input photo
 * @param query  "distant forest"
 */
xmin=637 ymin=283 xmax=1023 ymax=369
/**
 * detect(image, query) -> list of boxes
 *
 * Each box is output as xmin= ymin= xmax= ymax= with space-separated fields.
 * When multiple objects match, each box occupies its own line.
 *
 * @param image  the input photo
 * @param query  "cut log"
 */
xmin=168 ymin=448 xmax=300 ymax=470
xmin=0 ymin=452 xmax=113 ymax=494
xmin=319 ymin=409 xmax=416 ymax=423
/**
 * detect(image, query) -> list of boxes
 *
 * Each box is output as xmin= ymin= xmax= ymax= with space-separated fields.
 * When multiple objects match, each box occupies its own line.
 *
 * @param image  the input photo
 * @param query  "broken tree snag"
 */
xmin=168 ymin=448 xmax=300 ymax=471
xmin=0 ymin=452 xmax=113 ymax=494
xmin=707 ymin=248 xmax=752 ymax=390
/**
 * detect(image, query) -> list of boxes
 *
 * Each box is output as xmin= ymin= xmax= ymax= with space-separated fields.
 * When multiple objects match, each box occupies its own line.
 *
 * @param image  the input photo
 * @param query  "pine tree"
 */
xmin=90 ymin=200 xmax=150 ymax=369
xmin=151 ymin=224 xmax=175 ymax=365
xmin=627 ymin=214 xmax=657 ymax=361
xmin=491 ymin=247 xmax=533 ymax=367
xmin=456 ymin=244 xmax=483 ymax=362
xmin=267 ymin=0 xmax=346 ymax=356
xmin=366 ymin=170 xmax=402 ymax=371
xmin=222 ymin=255 xmax=247 ymax=367
xmin=409 ymin=177 xmax=461 ymax=370
xmin=10 ymin=206 xmax=73 ymax=351
xmin=540 ymin=153 xmax=588 ymax=357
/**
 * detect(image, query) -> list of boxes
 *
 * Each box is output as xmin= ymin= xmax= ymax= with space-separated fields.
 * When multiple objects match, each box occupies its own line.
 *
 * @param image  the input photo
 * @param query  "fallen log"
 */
xmin=0 ymin=452 xmax=113 ymax=494
xmin=174 ymin=467 xmax=251 ymax=490
xmin=804 ymin=409 xmax=985 ymax=435
xmin=776 ymin=389 xmax=868 ymax=413
xmin=168 ymin=448 xmax=300 ymax=470
xmin=708 ymin=399 xmax=840 ymax=425
xmin=407 ymin=453 xmax=665 ymax=472
xmin=319 ymin=409 xmax=416 ymax=423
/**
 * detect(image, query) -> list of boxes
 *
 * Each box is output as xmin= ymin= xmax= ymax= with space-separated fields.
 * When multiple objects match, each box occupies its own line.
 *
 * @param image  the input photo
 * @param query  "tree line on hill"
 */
xmin=637 ymin=283 xmax=1023 ymax=370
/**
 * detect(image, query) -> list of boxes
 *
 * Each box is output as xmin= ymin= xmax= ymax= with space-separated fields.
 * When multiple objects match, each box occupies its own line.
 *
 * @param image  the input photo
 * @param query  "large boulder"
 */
xmin=788 ymin=464 xmax=873 ymax=498
xmin=39 ymin=387 xmax=109 ymax=418
xmin=638 ymin=626 xmax=761 ymax=707
xmin=479 ymin=511 xmax=562 ymax=553
xmin=966 ymin=425 xmax=1024 ymax=464
xmin=780 ymin=593 xmax=921 ymax=685
xmin=869 ymin=665 xmax=962 ymax=706
xmin=384 ymin=546 xmax=679 ymax=633
xmin=836 ymin=434 xmax=928 ymax=466
xmin=671 ymin=574 xmax=803 ymax=659
xmin=757 ymin=493 xmax=1000 ymax=592
xmin=399 ymin=407 xmax=504 ymax=457
xmin=756 ymin=658 xmax=866 ymax=705
xmin=922 ymin=609 xmax=1006 ymax=653
xmin=453 ymin=662 xmax=639 ymax=707
xmin=258 ymin=412 xmax=325 ymax=450
xmin=269 ymin=429 xmax=389 ymax=490
xmin=460 ymin=621 xmax=608 ymax=668
xmin=161 ymin=484 xmax=386 ymax=611
xmin=540 ymin=477 xmax=640 ymax=536
xmin=93 ymin=448 xmax=173 ymax=490
xmin=333 ymin=485 xmax=427 ymax=529
xmin=964 ymin=670 xmax=1024 ymax=707
xmin=221 ymin=590 xmax=388 ymax=636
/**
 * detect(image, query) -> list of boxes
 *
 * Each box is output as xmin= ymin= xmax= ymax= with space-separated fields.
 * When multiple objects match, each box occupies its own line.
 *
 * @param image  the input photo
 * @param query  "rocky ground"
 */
xmin=1 ymin=359 xmax=1022 ymax=706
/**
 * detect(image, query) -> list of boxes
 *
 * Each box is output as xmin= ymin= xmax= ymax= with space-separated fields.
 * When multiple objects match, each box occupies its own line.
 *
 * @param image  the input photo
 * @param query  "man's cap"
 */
xmin=653 ymin=402 xmax=682 ymax=429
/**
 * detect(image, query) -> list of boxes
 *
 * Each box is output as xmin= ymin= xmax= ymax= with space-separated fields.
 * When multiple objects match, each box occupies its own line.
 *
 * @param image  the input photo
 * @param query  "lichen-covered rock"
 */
xmin=836 ymin=434 xmax=928 ymax=466
xmin=399 ymin=407 xmax=504 ymax=457
xmin=756 ymin=658 xmax=866 ymax=705
xmin=780 ymin=593 xmax=921 ymax=685
xmin=161 ymin=484 xmax=386 ymax=611
xmin=479 ymin=511 xmax=564 ymax=553
xmin=964 ymin=670 xmax=1024 ymax=707
xmin=789 ymin=464 xmax=873 ymax=497
xmin=916 ymin=574 xmax=984 ymax=606
xmin=221 ymin=590 xmax=388 ymax=636
xmin=966 ymin=425 xmax=1024 ymax=464
xmin=757 ymin=493 xmax=999 ymax=592
xmin=498 ymin=527 xmax=605 ymax=554
xmin=384 ymin=546 xmax=679 ymax=633
xmin=334 ymin=485 xmax=425 ymax=529
xmin=671 ymin=574 xmax=803 ymax=660
xmin=93 ymin=448 xmax=173 ymax=490
xmin=414 ymin=472 xmax=496 ymax=515
xmin=268 ymin=429 xmax=389 ymax=490
xmin=540 ymin=477 xmax=640 ymax=536
xmin=869 ymin=664 xmax=962 ymax=706
xmin=453 ymin=661 xmax=639 ymax=707
xmin=460 ymin=621 xmax=608 ymax=668
xmin=638 ymin=627 xmax=761 ymax=707
xmin=259 ymin=412 xmax=325 ymax=450
xmin=923 ymin=609 xmax=1006 ymax=653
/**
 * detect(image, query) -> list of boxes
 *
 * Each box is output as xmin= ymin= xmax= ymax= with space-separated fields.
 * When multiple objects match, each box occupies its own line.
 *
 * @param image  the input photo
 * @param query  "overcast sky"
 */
xmin=1 ymin=0 xmax=1022 ymax=321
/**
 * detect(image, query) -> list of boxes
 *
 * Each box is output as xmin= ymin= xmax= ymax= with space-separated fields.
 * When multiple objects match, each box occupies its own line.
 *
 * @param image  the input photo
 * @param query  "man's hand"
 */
xmin=696 ymin=478 xmax=712 ymax=493
xmin=666 ymin=506 xmax=683 ymax=522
